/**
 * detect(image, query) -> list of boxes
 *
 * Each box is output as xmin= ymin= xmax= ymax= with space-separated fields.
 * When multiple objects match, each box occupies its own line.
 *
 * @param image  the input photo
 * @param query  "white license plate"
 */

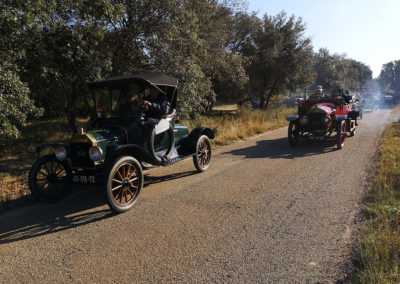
xmin=73 ymin=175 xmax=96 ymax=183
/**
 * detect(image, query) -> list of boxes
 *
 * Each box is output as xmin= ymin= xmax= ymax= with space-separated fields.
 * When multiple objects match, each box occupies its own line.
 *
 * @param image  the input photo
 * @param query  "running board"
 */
xmin=162 ymin=154 xmax=193 ymax=167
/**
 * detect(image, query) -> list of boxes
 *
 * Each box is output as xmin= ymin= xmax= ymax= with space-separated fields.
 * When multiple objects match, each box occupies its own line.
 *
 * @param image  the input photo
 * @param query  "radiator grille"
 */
xmin=69 ymin=143 xmax=94 ymax=168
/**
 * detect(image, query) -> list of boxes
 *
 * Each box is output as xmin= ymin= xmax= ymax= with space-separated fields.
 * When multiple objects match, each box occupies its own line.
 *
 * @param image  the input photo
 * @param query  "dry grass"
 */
xmin=212 ymin=104 xmax=238 ymax=111
xmin=353 ymin=118 xmax=400 ymax=283
xmin=0 ymin=105 xmax=295 ymax=212
xmin=0 ymin=119 xmax=71 ymax=212
xmin=185 ymin=105 xmax=294 ymax=147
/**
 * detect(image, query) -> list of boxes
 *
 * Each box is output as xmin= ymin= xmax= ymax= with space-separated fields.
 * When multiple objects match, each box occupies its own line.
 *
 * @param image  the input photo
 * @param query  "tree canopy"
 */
xmin=1 ymin=0 xmax=375 ymax=135
xmin=379 ymin=60 xmax=400 ymax=96
xmin=313 ymin=48 xmax=372 ymax=92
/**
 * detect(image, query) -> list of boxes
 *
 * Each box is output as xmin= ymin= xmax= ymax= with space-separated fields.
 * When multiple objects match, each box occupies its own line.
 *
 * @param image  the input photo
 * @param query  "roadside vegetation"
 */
xmin=0 ymin=104 xmax=294 ymax=212
xmin=353 ymin=114 xmax=400 ymax=282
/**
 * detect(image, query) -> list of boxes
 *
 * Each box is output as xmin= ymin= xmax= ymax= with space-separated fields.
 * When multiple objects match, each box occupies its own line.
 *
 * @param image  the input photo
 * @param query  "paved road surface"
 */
xmin=0 ymin=109 xmax=395 ymax=283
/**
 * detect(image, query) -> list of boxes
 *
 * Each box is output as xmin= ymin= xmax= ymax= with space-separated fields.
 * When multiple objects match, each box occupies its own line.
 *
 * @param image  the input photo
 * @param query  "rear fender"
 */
xmin=178 ymin=127 xmax=214 ymax=155
xmin=286 ymin=115 xmax=299 ymax=122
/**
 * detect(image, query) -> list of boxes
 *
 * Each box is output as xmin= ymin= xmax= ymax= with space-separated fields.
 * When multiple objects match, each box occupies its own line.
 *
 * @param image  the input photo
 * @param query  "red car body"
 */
xmin=286 ymin=96 xmax=358 ymax=149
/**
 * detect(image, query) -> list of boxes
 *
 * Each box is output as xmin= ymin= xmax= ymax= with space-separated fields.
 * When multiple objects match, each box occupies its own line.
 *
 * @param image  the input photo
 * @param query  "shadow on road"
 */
xmin=223 ymin=137 xmax=338 ymax=159
xmin=144 ymin=170 xmax=197 ymax=187
xmin=0 ymin=170 xmax=198 ymax=245
xmin=0 ymin=186 xmax=114 ymax=245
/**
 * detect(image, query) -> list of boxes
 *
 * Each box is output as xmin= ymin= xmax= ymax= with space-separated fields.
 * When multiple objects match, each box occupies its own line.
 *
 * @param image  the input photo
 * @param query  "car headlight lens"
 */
xmin=55 ymin=146 xmax=67 ymax=161
xmin=299 ymin=116 xmax=309 ymax=125
xmin=89 ymin=146 xmax=103 ymax=161
xmin=322 ymin=116 xmax=332 ymax=125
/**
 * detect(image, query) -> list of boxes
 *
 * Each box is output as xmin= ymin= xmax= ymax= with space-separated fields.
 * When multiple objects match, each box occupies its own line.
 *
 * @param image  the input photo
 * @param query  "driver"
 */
xmin=132 ymin=86 xmax=170 ymax=120
xmin=309 ymin=85 xmax=324 ymax=100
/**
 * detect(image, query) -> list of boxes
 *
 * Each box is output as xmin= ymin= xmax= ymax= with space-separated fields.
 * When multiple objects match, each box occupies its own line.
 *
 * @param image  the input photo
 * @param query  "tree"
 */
xmin=0 ymin=0 xmax=43 ymax=136
xmin=238 ymin=11 xmax=315 ymax=108
xmin=0 ymin=64 xmax=42 ymax=136
xmin=379 ymin=60 xmax=400 ymax=96
xmin=313 ymin=48 xmax=372 ymax=92
xmin=21 ymin=0 xmax=112 ymax=132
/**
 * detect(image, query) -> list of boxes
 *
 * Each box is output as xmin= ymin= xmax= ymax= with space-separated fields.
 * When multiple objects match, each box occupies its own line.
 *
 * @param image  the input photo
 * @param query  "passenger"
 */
xmin=131 ymin=86 xmax=170 ymax=120
xmin=331 ymin=87 xmax=344 ymax=99
xmin=309 ymin=85 xmax=324 ymax=100
xmin=344 ymin=89 xmax=353 ymax=103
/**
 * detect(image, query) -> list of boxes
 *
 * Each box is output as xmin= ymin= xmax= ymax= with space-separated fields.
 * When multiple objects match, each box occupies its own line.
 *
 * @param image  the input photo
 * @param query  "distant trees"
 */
xmin=236 ymin=12 xmax=315 ymax=108
xmin=379 ymin=60 xmax=400 ymax=95
xmin=313 ymin=48 xmax=372 ymax=92
xmin=0 ymin=0 xmax=375 ymax=135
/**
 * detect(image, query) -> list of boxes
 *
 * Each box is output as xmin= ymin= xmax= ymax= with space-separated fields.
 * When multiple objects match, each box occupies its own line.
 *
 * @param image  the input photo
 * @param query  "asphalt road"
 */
xmin=0 ymin=109 xmax=395 ymax=283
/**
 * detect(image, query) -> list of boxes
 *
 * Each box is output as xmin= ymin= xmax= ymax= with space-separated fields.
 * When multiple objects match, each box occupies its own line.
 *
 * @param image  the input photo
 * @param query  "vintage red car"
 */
xmin=286 ymin=90 xmax=359 ymax=149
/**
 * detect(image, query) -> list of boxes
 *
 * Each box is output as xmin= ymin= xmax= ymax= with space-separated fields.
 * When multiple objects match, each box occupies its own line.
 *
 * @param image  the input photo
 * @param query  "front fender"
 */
xmin=286 ymin=115 xmax=299 ymax=122
xmin=35 ymin=144 xmax=68 ymax=156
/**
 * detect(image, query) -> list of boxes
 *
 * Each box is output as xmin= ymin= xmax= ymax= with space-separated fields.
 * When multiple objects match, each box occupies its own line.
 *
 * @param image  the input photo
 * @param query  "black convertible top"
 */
xmin=89 ymin=71 xmax=178 ymax=109
xmin=88 ymin=72 xmax=178 ymax=90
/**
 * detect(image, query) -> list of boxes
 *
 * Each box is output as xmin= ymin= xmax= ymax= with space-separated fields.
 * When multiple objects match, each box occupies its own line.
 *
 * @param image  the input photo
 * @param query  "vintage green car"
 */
xmin=28 ymin=72 xmax=214 ymax=212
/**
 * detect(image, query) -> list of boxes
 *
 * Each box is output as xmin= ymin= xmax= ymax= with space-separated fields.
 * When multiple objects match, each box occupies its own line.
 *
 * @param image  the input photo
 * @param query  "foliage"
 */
xmin=353 ymin=119 xmax=400 ymax=283
xmin=0 ymin=1 xmax=44 ymax=136
xmin=0 ymin=65 xmax=42 ymax=136
xmin=313 ymin=48 xmax=372 ymax=92
xmin=1 ymin=0 xmax=375 ymax=129
xmin=379 ymin=60 xmax=400 ymax=96
xmin=235 ymin=11 xmax=315 ymax=108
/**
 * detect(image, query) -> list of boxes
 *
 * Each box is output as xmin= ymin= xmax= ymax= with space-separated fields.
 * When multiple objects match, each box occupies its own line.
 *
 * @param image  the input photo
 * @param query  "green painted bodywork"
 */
xmin=69 ymin=116 xmax=189 ymax=169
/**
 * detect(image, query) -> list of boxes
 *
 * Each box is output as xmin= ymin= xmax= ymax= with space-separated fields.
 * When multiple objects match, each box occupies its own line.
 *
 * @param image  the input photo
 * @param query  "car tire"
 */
xmin=28 ymin=154 xmax=72 ymax=203
xmin=105 ymin=156 xmax=143 ymax=213
xmin=336 ymin=120 xmax=346 ymax=149
xmin=193 ymin=135 xmax=212 ymax=172
xmin=288 ymin=121 xmax=300 ymax=146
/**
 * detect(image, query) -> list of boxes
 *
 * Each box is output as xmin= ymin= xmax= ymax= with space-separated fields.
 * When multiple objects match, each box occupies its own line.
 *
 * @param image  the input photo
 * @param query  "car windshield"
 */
xmin=93 ymin=83 xmax=142 ymax=118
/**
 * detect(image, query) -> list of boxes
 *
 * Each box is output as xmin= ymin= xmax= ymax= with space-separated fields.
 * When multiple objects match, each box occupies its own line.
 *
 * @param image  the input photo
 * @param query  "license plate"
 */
xmin=73 ymin=175 xmax=96 ymax=183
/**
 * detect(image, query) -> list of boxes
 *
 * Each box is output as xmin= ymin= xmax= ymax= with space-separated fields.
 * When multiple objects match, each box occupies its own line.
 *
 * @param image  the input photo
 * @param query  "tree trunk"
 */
xmin=262 ymin=79 xmax=279 ymax=109
xmin=66 ymin=84 xmax=78 ymax=134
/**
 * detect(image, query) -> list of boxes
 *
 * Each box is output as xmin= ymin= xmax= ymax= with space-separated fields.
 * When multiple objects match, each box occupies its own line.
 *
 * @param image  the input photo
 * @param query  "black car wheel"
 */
xmin=193 ymin=135 xmax=212 ymax=172
xmin=106 ymin=156 xmax=143 ymax=213
xmin=28 ymin=154 xmax=72 ymax=202
xmin=288 ymin=121 xmax=300 ymax=146
xmin=336 ymin=120 xmax=346 ymax=149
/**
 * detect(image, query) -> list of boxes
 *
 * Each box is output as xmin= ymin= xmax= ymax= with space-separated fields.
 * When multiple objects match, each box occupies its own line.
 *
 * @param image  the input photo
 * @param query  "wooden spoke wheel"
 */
xmin=106 ymin=156 xmax=143 ymax=213
xmin=28 ymin=155 xmax=72 ymax=202
xmin=336 ymin=120 xmax=346 ymax=149
xmin=193 ymin=135 xmax=212 ymax=172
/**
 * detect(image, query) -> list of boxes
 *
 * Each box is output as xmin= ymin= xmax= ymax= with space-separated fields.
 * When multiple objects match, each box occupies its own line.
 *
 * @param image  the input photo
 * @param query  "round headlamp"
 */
xmin=89 ymin=146 xmax=103 ymax=161
xmin=322 ymin=115 xmax=332 ymax=125
xmin=55 ymin=146 xmax=67 ymax=161
xmin=299 ymin=116 xmax=309 ymax=125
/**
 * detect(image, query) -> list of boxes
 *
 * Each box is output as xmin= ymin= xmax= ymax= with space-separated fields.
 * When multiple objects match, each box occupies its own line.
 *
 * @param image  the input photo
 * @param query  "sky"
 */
xmin=247 ymin=0 xmax=400 ymax=78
